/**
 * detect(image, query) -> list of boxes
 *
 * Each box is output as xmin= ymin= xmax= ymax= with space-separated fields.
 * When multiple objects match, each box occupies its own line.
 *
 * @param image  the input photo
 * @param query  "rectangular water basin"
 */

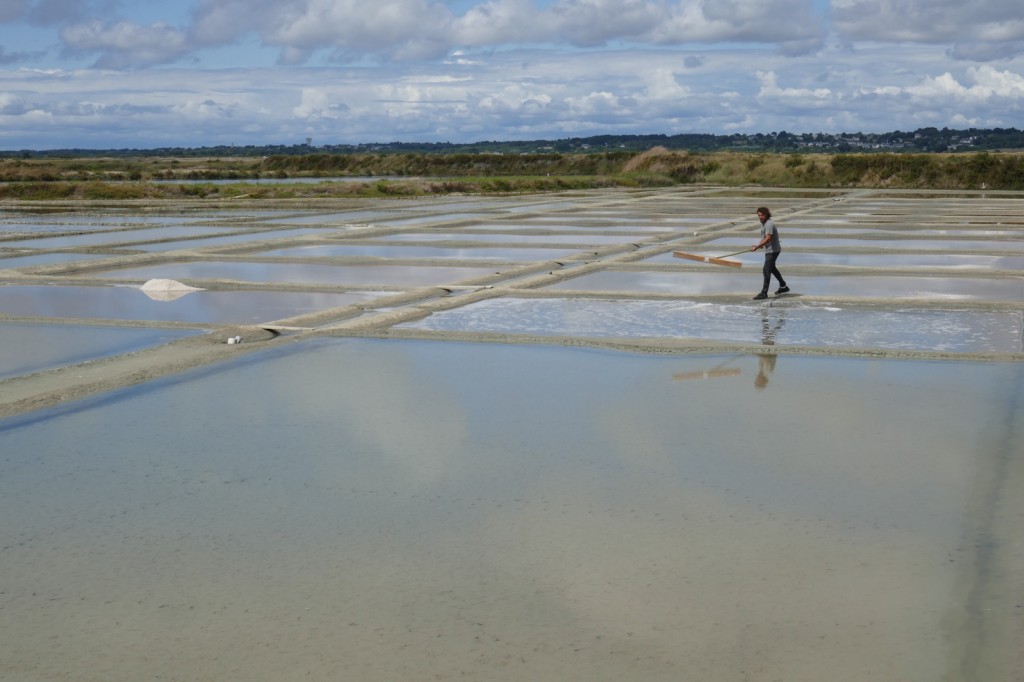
xmin=704 ymin=236 xmax=1024 ymax=252
xmin=546 ymin=270 xmax=1024 ymax=301
xmin=0 ymin=285 xmax=385 ymax=324
xmin=81 ymin=262 xmax=500 ymax=287
xmin=0 ymin=322 xmax=201 ymax=381
xmin=0 ymin=252 xmax=123 ymax=270
xmin=643 ymin=250 xmax=1024 ymax=269
xmin=131 ymin=228 xmax=335 ymax=252
xmin=0 ymin=339 xmax=1019 ymax=681
xmin=251 ymin=244 xmax=584 ymax=261
xmin=399 ymin=298 xmax=1024 ymax=353
xmin=6 ymin=225 xmax=249 ymax=249
xmin=372 ymin=232 xmax=640 ymax=245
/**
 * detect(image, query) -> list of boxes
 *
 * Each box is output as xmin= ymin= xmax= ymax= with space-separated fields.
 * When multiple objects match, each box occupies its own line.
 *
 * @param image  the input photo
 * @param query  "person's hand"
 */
xmin=750 ymin=245 xmax=758 ymax=251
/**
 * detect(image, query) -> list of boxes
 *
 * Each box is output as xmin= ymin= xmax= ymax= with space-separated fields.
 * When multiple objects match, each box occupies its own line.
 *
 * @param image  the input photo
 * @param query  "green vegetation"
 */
xmin=2 ymin=149 xmax=1023 ymax=201
xmin=260 ymin=151 xmax=632 ymax=177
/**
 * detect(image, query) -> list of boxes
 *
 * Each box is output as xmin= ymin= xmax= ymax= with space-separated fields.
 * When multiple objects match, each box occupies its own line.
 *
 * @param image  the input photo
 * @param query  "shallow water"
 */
xmin=0 ymin=323 xmax=199 ymax=380
xmin=400 ymin=298 xmax=1024 ymax=353
xmin=5 ymin=225 xmax=247 ymax=249
xmin=131 ymin=227 xmax=334 ymax=252
xmin=644 ymin=250 xmax=1024 ymax=269
xmin=0 ymin=252 xmax=119 ymax=269
xmin=376 ymin=212 xmax=502 ymax=226
xmin=0 ymin=285 xmax=384 ymax=324
xmin=252 ymin=243 xmax=582 ymax=261
xmin=549 ymin=270 xmax=1024 ymax=300
xmin=782 ymin=224 xmax=1024 ymax=237
xmin=705 ymin=236 xmax=1024 ymax=251
xmin=1 ymin=189 xmax=1022 ymax=682
xmin=468 ymin=221 xmax=675 ymax=233
xmin=0 ymin=215 xmax=197 ymax=231
xmin=260 ymin=210 xmax=399 ymax=224
xmin=374 ymin=232 xmax=636 ymax=244
xmin=0 ymin=339 xmax=1020 ymax=681
xmin=82 ymin=261 xmax=500 ymax=287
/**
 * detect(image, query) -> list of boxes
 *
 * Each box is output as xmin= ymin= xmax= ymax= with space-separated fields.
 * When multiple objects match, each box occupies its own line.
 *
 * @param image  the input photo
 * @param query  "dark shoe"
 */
xmin=776 ymin=285 xmax=790 ymax=294
xmin=753 ymin=292 xmax=768 ymax=300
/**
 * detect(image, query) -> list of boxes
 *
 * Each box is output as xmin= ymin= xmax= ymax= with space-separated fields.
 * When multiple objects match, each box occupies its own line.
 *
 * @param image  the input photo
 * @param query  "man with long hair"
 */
xmin=751 ymin=207 xmax=789 ymax=300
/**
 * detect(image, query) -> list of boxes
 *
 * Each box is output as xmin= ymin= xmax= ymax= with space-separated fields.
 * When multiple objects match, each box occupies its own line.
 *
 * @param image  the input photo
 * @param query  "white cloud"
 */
xmin=970 ymin=64 xmax=1024 ymax=96
xmin=60 ymin=20 xmax=190 ymax=68
xmin=477 ymin=83 xmax=554 ymax=115
xmin=549 ymin=0 xmax=665 ymax=47
xmin=950 ymin=113 xmax=979 ymax=127
xmin=757 ymin=70 xmax=832 ymax=100
xmin=723 ymin=114 xmax=755 ymax=131
xmin=642 ymin=67 xmax=690 ymax=100
xmin=651 ymin=0 xmax=826 ymax=52
xmin=905 ymin=72 xmax=967 ymax=98
xmin=261 ymin=0 xmax=455 ymax=61
xmin=188 ymin=0 xmax=280 ymax=46
xmin=832 ymin=0 xmax=957 ymax=42
xmin=833 ymin=0 xmax=1024 ymax=60
xmin=566 ymin=90 xmax=625 ymax=116
xmin=453 ymin=0 xmax=545 ymax=45
xmin=49 ymin=0 xmax=836 ymax=69
xmin=0 ymin=92 xmax=30 ymax=114
xmin=4 ymin=3 xmax=1024 ymax=147
xmin=292 ymin=88 xmax=331 ymax=118
xmin=949 ymin=41 xmax=1024 ymax=62
xmin=905 ymin=66 xmax=1024 ymax=100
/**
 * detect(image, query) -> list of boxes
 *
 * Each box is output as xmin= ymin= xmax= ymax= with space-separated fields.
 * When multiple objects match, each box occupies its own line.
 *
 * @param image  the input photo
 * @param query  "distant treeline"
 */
xmin=5 ymin=126 xmax=1024 ymax=159
xmin=262 ymin=149 xmax=1024 ymax=190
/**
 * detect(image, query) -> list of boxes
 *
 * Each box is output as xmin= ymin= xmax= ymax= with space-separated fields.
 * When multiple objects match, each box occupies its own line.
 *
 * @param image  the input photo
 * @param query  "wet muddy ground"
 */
xmin=1 ymin=186 xmax=1022 ymax=681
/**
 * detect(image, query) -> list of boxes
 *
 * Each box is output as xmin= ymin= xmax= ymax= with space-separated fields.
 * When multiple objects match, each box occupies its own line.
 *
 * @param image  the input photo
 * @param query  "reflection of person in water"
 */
xmin=756 ymin=307 xmax=785 ymax=389
xmin=761 ymin=306 xmax=786 ymax=346
xmin=755 ymin=353 xmax=777 ymax=390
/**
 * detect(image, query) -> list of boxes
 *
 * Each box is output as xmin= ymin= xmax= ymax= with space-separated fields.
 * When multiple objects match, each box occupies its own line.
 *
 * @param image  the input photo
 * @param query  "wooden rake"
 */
xmin=672 ymin=249 xmax=748 ymax=268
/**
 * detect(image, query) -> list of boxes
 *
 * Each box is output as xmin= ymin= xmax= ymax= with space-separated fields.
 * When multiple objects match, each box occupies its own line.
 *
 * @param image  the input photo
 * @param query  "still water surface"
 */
xmin=1 ymin=339 xmax=1020 ymax=681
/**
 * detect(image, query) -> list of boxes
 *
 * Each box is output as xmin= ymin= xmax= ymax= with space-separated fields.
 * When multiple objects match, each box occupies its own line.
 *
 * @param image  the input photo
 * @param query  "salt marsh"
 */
xmin=1 ymin=186 xmax=1021 ymax=681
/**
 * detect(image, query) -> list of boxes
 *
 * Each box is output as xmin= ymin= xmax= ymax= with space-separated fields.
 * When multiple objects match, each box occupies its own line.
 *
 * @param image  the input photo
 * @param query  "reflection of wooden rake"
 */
xmin=672 ymin=356 xmax=742 ymax=382
xmin=672 ymin=367 xmax=742 ymax=382
xmin=673 ymin=249 xmax=747 ymax=268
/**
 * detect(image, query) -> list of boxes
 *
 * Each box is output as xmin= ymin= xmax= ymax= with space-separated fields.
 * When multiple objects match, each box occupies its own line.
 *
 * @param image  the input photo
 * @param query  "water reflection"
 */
xmin=755 ymin=354 xmax=778 ymax=390
xmin=672 ymin=356 xmax=742 ymax=382
xmin=1 ymin=341 xmax=1020 ymax=680
xmin=547 ymin=270 xmax=1024 ymax=301
xmin=756 ymin=307 xmax=783 ymax=390
xmin=82 ymin=261 xmax=498 ymax=287
xmin=761 ymin=305 xmax=787 ymax=345
xmin=0 ymin=284 xmax=385 ymax=324
xmin=400 ymin=297 xmax=1024 ymax=353
xmin=0 ymin=323 xmax=198 ymax=380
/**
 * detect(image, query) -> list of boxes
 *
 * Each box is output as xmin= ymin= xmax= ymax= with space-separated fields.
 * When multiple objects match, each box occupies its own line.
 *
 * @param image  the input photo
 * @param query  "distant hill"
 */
xmin=5 ymin=127 xmax=1024 ymax=158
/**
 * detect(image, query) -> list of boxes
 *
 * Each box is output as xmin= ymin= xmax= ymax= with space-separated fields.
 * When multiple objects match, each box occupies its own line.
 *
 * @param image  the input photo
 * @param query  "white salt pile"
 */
xmin=139 ymin=278 xmax=203 ymax=302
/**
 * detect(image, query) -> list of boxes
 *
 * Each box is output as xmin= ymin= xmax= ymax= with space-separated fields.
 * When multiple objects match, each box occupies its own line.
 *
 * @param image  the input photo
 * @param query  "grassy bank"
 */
xmin=2 ymin=149 xmax=1023 ymax=200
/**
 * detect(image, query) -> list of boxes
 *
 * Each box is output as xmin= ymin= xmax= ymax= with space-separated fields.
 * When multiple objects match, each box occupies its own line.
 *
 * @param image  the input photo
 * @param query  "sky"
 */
xmin=1 ymin=0 xmax=1023 ymax=149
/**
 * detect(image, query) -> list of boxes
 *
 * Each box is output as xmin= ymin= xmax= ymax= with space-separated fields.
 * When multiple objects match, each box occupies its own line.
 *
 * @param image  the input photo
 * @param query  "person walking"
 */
xmin=751 ymin=207 xmax=788 ymax=300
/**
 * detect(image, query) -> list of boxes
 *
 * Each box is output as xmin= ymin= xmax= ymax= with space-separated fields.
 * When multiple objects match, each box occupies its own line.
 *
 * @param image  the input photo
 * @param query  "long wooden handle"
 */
xmin=672 ymin=251 xmax=743 ymax=268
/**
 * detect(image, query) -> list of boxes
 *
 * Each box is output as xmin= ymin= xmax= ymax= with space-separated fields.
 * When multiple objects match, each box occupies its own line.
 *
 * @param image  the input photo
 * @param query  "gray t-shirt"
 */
xmin=761 ymin=218 xmax=781 ymax=254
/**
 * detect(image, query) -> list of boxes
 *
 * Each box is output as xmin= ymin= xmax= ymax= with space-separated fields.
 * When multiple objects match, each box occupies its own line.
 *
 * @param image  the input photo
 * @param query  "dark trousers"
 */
xmin=761 ymin=252 xmax=785 ymax=293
